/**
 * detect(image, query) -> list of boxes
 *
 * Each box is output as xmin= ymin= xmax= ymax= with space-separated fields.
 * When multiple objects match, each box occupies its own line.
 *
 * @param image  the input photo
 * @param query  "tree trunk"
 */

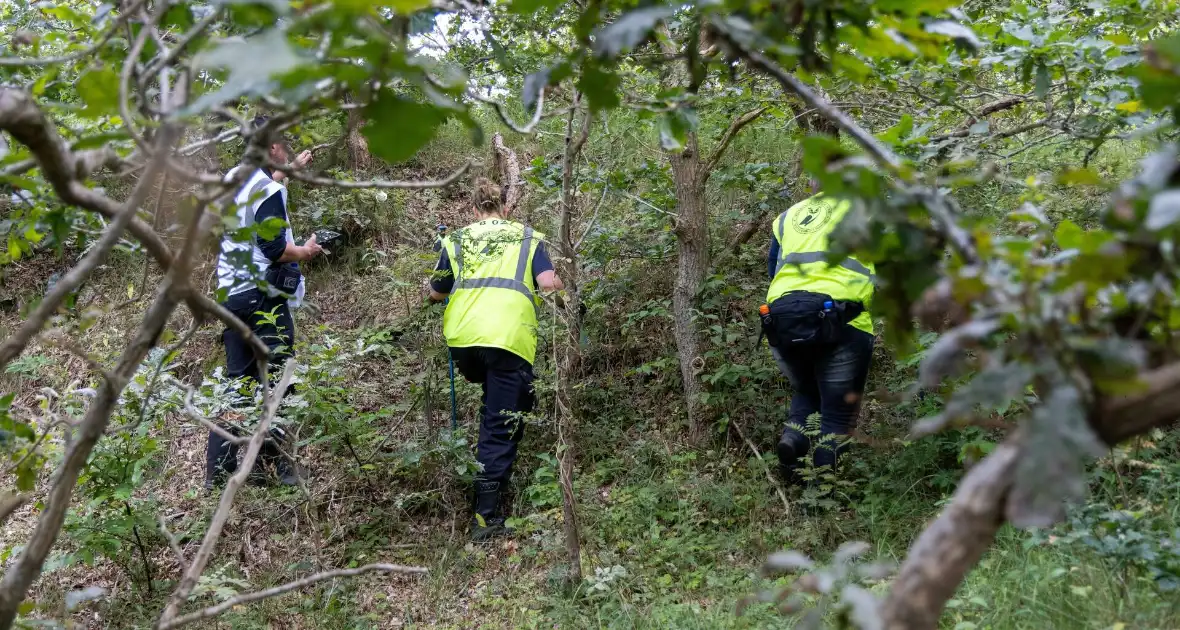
xmin=344 ymin=93 xmax=370 ymax=173
xmin=554 ymin=94 xmax=590 ymax=585
xmin=667 ymin=136 xmax=710 ymax=441
xmin=346 ymin=104 xmax=371 ymax=172
xmin=492 ymin=132 xmax=522 ymax=215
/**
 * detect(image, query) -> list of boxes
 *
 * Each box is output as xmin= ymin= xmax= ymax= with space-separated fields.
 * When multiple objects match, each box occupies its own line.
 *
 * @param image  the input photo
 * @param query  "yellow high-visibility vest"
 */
xmin=442 ymin=219 xmax=544 ymax=364
xmin=768 ymin=194 xmax=875 ymax=335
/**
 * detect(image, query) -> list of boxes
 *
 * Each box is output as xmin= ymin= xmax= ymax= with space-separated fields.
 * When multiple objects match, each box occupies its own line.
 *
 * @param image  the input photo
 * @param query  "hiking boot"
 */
xmin=471 ymin=479 xmax=514 ymax=543
xmin=471 ymin=514 xmax=514 ymax=542
xmin=776 ymin=437 xmax=806 ymax=487
xmin=246 ymin=457 xmax=300 ymax=487
xmin=204 ymin=467 xmax=232 ymax=492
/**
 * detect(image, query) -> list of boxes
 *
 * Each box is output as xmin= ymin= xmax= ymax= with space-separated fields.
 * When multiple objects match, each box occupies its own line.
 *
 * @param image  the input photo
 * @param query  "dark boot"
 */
xmin=471 ymin=479 xmax=513 ymax=542
xmin=776 ymin=434 xmax=808 ymax=488
xmin=246 ymin=428 xmax=300 ymax=487
xmin=204 ymin=433 xmax=239 ymax=492
xmin=247 ymin=454 xmax=300 ymax=487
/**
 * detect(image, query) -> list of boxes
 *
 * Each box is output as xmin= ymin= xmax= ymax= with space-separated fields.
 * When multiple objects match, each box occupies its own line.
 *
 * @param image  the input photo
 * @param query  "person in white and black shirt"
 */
xmin=206 ymin=117 xmax=322 ymax=490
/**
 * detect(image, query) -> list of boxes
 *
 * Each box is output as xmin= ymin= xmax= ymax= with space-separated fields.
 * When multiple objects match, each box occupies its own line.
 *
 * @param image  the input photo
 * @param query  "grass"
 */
xmin=5 ymin=256 xmax=1179 ymax=629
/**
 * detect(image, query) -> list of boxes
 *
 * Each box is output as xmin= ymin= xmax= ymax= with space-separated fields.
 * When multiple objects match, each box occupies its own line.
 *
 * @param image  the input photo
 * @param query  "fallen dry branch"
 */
xmin=157 ymin=563 xmax=428 ymax=630
xmin=492 ymin=132 xmax=523 ymax=214
xmin=0 ymin=493 xmax=29 ymax=528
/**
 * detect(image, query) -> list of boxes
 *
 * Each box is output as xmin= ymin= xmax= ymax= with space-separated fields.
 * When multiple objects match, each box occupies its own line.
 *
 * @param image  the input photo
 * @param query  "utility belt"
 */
xmin=759 ymin=290 xmax=864 ymax=348
xmin=265 ymin=262 xmax=302 ymax=295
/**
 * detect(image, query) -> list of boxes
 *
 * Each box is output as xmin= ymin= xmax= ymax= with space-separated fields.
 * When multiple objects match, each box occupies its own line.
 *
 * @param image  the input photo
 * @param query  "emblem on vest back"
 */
xmin=790 ymin=202 xmax=833 ymax=234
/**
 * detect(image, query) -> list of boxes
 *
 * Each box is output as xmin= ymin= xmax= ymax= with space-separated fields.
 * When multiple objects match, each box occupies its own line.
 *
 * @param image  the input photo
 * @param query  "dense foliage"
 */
xmin=2 ymin=0 xmax=1180 ymax=628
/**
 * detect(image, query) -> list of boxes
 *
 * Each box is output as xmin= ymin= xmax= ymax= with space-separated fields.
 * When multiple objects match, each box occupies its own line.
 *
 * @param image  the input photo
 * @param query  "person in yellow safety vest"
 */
xmin=429 ymin=178 xmax=564 ymax=542
xmin=762 ymin=179 xmax=874 ymax=492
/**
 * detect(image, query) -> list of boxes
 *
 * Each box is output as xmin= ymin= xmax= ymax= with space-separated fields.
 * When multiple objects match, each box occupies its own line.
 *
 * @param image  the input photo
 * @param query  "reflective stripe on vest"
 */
xmin=768 ymin=195 xmax=875 ymax=333
xmin=775 ymin=250 xmax=876 ymax=283
xmin=442 ymin=220 xmax=544 ymax=363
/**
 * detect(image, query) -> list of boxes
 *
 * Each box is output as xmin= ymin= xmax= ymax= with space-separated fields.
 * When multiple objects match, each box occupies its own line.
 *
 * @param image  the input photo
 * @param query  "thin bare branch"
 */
xmin=158 ymin=563 xmax=427 ymax=630
xmin=0 ymin=88 xmax=177 ymax=269
xmin=0 ymin=191 xmax=146 ymax=370
xmin=119 ymin=15 xmax=154 ymax=151
xmin=180 ymin=386 xmax=247 ymax=446
xmin=0 ymin=494 xmax=29 ymax=528
xmin=0 ymin=1 xmax=148 ymax=67
xmin=471 ymin=88 xmax=547 ymax=134
xmin=574 ymin=185 xmax=610 ymax=252
xmin=731 ymin=417 xmax=791 ymax=515
xmin=713 ymin=21 xmax=903 ymax=174
xmin=704 ymin=106 xmax=768 ymax=173
xmin=158 ymin=361 xmax=296 ymax=626
xmin=158 ymin=515 xmax=189 ymax=573
xmin=280 ymin=159 xmax=474 ymax=190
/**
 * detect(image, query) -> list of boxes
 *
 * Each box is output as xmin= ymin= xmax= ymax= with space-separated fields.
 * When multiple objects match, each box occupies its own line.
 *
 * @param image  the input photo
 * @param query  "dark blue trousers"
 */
xmin=449 ymin=346 xmax=535 ymax=484
xmin=206 ymin=289 xmax=294 ymax=478
xmin=771 ymin=327 xmax=874 ymax=476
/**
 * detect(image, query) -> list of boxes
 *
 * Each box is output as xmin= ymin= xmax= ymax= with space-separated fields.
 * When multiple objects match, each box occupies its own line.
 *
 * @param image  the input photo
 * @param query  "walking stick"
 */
xmin=435 ymin=224 xmax=459 ymax=431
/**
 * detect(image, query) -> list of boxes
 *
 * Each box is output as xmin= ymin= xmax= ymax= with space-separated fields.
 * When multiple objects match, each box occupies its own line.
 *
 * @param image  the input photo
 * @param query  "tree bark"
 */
xmin=344 ymin=93 xmax=371 ymax=171
xmin=667 ymin=135 xmax=710 ymax=440
xmin=554 ymin=94 xmax=590 ymax=584
xmin=881 ymin=360 xmax=1180 ymax=629
xmin=492 ymin=132 xmax=522 ymax=215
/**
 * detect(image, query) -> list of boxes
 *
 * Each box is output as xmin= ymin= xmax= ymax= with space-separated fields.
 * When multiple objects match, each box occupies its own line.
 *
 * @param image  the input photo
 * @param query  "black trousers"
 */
xmin=771 ymin=327 xmax=874 ymax=474
xmin=449 ymin=346 xmax=535 ymax=484
xmin=206 ymin=289 xmax=295 ymax=477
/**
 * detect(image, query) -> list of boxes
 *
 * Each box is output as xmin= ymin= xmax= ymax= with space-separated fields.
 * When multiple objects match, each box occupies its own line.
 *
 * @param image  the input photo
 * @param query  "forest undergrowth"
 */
xmin=3 ymin=127 xmax=1178 ymax=627
xmin=5 ymin=1 xmax=1180 ymax=625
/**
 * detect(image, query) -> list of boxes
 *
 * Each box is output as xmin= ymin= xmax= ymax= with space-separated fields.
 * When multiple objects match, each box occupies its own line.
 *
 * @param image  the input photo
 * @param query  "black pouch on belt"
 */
xmin=762 ymin=291 xmax=863 ymax=348
xmin=265 ymin=262 xmax=302 ymax=295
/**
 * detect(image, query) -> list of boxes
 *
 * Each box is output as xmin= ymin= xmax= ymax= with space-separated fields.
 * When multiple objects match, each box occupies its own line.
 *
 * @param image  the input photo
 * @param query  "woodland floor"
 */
xmin=2 ymin=250 xmax=1179 ymax=630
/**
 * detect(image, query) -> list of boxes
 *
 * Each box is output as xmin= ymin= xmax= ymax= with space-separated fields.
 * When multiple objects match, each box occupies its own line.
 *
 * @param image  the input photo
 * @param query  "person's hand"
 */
xmin=294 ymin=150 xmax=313 ymax=169
xmin=302 ymin=234 xmax=324 ymax=260
xmin=272 ymin=170 xmax=287 ymax=183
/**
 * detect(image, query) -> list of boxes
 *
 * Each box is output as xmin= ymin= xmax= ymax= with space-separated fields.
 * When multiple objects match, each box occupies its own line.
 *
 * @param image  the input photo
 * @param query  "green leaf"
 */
xmin=1104 ymin=54 xmax=1139 ymax=71
xmin=919 ymin=319 xmax=999 ymax=388
xmin=484 ymin=31 xmax=512 ymax=72
xmin=211 ymin=0 xmax=291 ymax=11
xmin=592 ymin=6 xmax=675 ymax=59
xmin=362 ymin=97 xmax=447 ymax=163
xmin=578 ymin=63 xmax=620 ymax=113
xmin=1145 ymin=190 xmax=1180 ymax=231
xmin=1054 ymin=220 xmax=1084 ymax=249
xmin=521 ymin=67 xmax=550 ymax=113
xmin=1008 ymin=383 xmax=1104 ymax=529
xmin=188 ymin=29 xmax=306 ymax=113
xmin=161 ymin=5 xmax=193 ymax=31
xmin=255 ymin=216 xmax=286 ymax=241
xmin=16 ymin=464 xmax=36 ymax=492
xmin=925 ymin=20 xmax=982 ymax=51
xmin=1034 ymin=63 xmax=1051 ymax=98
xmin=1056 ymin=168 xmax=1103 ymax=186
xmin=386 ymin=0 xmax=433 ymax=11
xmin=877 ymin=114 xmax=913 ymax=145
xmin=1004 ymin=23 xmax=1036 ymax=43
xmin=75 ymin=68 xmax=120 ymax=118
xmin=658 ymin=108 xmax=697 ymax=151
xmin=508 ymin=0 xmax=564 ymax=14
